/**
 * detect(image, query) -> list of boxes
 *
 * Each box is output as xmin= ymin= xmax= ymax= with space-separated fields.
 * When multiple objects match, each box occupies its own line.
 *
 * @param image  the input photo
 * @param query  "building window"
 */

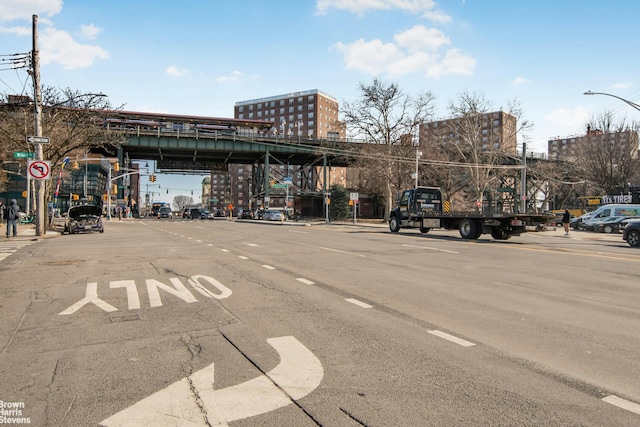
xmin=238 ymin=114 xmax=244 ymax=119
xmin=297 ymin=105 xmax=303 ymax=112
xmin=308 ymin=95 xmax=314 ymax=101
xmin=238 ymin=106 xmax=244 ymax=112
xmin=308 ymin=112 xmax=314 ymax=119
xmin=280 ymin=100 xmax=284 ymax=106
xmin=308 ymin=104 xmax=314 ymax=110
xmin=257 ymin=111 xmax=262 ymax=117
xmin=249 ymin=105 xmax=253 ymax=111
xmin=289 ymin=106 xmax=294 ymax=113
xmin=280 ymin=108 xmax=284 ymax=114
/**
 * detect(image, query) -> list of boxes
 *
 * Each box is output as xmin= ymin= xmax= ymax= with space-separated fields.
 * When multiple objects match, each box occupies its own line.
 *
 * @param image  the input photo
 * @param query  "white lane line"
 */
xmin=345 ymin=298 xmax=373 ymax=309
xmin=196 ymin=239 xmax=202 ymax=243
xmin=296 ymin=278 xmax=315 ymax=285
xmin=221 ymin=249 xmax=229 ymax=252
xmin=245 ymin=243 xmax=259 ymax=247
xmin=238 ymin=256 xmax=249 ymax=260
xmin=320 ymin=246 xmax=365 ymax=257
xmin=602 ymin=395 xmax=640 ymax=415
xmin=402 ymin=244 xmax=458 ymax=254
xmin=207 ymin=243 xmax=213 ymax=247
xmin=428 ymin=330 xmax=476 ymax=347
xmin=262 ymin=265 xmax=276 ymax=270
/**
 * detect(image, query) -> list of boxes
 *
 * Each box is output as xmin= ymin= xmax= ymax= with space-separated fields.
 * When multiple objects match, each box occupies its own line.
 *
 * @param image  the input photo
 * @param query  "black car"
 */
xmin=65 ymin=204 xmax=104 ymax=234
xmin=238 ymin=209 xmax=254 ymax=219
xmin=622 ymin=219 xmax=640 ymax=247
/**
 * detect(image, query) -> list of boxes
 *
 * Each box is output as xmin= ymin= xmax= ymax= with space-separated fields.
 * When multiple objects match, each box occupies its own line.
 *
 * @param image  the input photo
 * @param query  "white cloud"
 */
xmin=80 ymin=24 xmax=102 ymax=40
xmin=394 ymin=25 xmax=450 ymax=52
xmin=166 ymin=65 xmax=190 ymax=77
xmin=0 ymin=25 xmax=31 ymax=36
xmin=217 ymin=70 xmax=245 ymax=83
xmin=334 ymin=25 xmax=475 ymax=78
xmin=316 ymin=0 xmax=437 ymax=15
xmin=512 ymin=77 xmax=532 ymax=86
xmin=39 ymin=25 xmax=109 ymax=69
xmin=422 ymin=9 xmax=451 ymax=23
xmin=332 ymin=39 xmax=401 ymax=75
xmin=612 ymin=82 xmax=631 ymax=89
xmin=544 ymin=106 xmax=590 ymax=138
xmin=0 ymin=0 xmax=63 ymax=22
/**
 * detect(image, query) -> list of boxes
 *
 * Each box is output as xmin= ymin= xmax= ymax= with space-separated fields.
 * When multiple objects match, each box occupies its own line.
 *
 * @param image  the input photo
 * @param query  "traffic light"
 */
xmin=150 ymin=174 xmax=156 ymax=182
xmin=72 ymin=194 xmax=79 ymax=201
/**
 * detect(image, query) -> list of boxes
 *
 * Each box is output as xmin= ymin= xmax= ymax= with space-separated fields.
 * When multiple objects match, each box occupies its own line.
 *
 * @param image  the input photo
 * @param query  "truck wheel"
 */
xmin=419 ymin=225 xmax=430 ymax=234
xmin=491 ymin=227 xmax=511 ymax=240
xmin=389 ymin=215 xmax=401 ymax=233
xmin=626 ymin=229 xmax=640 ymax=247
xmin=459 ymin=219 xmax=479 ymax=239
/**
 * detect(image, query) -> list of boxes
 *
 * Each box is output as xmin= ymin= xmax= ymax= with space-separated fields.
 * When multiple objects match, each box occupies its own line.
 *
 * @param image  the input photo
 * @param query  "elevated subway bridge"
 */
xmin=102 ymin=110 xmax=358 ymax=201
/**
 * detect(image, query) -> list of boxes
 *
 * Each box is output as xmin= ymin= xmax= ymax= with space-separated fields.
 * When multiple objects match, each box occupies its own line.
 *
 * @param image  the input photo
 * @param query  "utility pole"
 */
xmin=32 ymin=15 xmax=45 ymax=236
xmin=521 ymin=141 xmax=527 ymax=213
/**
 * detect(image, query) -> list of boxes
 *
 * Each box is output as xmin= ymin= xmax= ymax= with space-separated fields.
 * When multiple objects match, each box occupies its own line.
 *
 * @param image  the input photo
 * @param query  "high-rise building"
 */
xmin=204 ymin=90 xmax=344 ymax=215
xmin=419 ymin=111 xmax=518 ymax=155
xmin=234 ymin=89 xmax=342 ymax=139
xmin=547 ymin=126 xmax=638 ymax=161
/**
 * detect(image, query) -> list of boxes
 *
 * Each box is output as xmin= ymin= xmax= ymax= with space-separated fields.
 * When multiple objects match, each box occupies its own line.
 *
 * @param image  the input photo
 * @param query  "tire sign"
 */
xmin=27 ymin=160 xmax=51 ymax=180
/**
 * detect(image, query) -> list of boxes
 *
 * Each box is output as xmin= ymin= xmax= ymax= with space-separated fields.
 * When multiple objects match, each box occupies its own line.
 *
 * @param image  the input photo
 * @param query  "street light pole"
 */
xmin=414 ymin=149 xmax=422 ymax=188
xmin=584 ymin=91 xmax=640 ymax=112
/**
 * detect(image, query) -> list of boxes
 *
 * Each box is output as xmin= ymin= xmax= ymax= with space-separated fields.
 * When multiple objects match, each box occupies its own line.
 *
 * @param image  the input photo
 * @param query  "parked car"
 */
xmin=65 ymin=204 xmax=104 ymax=234
xmin=253 ymin=209 xmax=265 ymax=220
xmin=622 ymin=219 xmax=640 ymax=247
xmin=592 ymin=216 xmax=638 ymax=234
xmin=571 ymin=212 xmax=591 ymax=230
xmin=263 ymin=209 xmax=284 ymax=221
xmin=238 ymin=209 xmax=254 ymax=220
xmin=182 ymin=207 xmax=201 ymax=219
xmin=158 ymin=206 xmax=172 ymax=219
xmin=200 ymin=209 xmax=214 ymax=219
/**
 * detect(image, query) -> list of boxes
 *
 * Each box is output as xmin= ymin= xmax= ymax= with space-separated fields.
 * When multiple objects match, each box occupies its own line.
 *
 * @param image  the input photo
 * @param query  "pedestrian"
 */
xmin=0 ymin=200 xmax=5 ymax=225
xmin=562 ymin=208 xmax=571 ymax=236
xmin=6 ymin=199 xmax=20 ymax=238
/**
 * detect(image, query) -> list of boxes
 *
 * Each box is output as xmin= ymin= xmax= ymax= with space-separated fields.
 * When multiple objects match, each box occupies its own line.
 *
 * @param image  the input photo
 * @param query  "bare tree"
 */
xmin=342 ymin=78 xmax=436 ymax=220
xmin=573 ymin=112 xmax=640 ymax=194
xmin=421 ymin=91 xmax=532 ymax=211
xmin=173 ymin=195 xmax=193 ymax=211
xmin=0 ymin=86 xmax=122 ymax=196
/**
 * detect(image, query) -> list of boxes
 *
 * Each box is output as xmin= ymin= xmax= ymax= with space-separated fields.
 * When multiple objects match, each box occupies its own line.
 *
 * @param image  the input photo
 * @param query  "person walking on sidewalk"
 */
xmin=0 ymin=200 xmax=5 ymax=225
xmin=6 ymin=199 xmax=20 ymax=238
xmin=562 ymin=208 xmax=571 ymax=236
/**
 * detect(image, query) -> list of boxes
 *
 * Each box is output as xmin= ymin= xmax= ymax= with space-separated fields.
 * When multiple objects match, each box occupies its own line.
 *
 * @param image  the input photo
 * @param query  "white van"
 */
xmin=580 ymin=204 xmax=640 ymax=229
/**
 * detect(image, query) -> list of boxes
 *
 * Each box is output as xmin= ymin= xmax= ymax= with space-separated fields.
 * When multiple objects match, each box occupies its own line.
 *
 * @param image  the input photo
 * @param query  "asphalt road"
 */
xmin=0 ymin=218 xmax=639 ymax=426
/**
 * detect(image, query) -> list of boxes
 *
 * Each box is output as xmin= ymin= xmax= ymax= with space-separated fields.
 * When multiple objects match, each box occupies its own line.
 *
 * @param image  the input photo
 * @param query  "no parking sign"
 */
xmin=27 ymin=160 xmax=51 ymax=180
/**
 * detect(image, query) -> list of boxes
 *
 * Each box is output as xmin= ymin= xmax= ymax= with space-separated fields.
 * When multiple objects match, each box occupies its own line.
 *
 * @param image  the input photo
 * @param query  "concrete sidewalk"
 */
xmin=2 ymin=222 xmax=61 ymax=240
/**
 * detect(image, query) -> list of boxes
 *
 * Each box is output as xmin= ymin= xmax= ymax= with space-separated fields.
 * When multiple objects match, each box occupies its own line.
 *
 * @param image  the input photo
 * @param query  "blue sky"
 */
xmin=2 ymin=0 xmax=639 ymax=204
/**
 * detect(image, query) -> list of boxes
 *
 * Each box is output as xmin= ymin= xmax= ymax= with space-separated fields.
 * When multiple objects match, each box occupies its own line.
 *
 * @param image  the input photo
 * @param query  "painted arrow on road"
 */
xmin=99 ymin=336 xmax=323 ymax=426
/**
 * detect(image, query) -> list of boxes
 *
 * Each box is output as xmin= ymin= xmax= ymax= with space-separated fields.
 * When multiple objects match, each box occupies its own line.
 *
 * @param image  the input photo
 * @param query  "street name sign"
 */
xmin=26 ymin=135 xmax=50 ymax=144
xmin=14 ymin=151 xmax=34 ymax=159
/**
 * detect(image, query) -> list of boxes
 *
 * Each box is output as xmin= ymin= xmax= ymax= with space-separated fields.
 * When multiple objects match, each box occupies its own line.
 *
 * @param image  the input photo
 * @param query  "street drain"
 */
xmin=109 ymin=314 xmax=141 ymax=323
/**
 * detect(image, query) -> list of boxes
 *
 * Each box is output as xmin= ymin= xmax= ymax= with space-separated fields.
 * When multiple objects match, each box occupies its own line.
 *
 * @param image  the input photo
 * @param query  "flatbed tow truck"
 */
xmin=389 ymin=187 xmax=552 ymax=240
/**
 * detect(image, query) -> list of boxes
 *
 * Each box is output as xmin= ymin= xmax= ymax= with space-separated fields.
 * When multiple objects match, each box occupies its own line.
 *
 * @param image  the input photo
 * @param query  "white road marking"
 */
xmin=207 ymin=243 xmax=213 ymax=247
xmin=402 ymin=244 xmax=458 ymax=254
xmin=428 ymin=330 xmax=476 ymax=347
xmin=100 ymin=336 xmax=323 ymax=426
xmin=238 ymin=256 xmax=249 ymax=260
xmin=245 ymin=243 xmax=259 ymax=247
xmin=196 ymin=239 xmax=202 ymax=243
xmin=262 ymin=265 xmax=276 ymax=270
xmin=320 ymin=246 xmax=365 ymax=257
xmin=0 ymin=240 xmax=38 ymax=262
xmin=602 ymin=395 xmax=640 ymax=415
xmin=345 ymin=298 xmax=373 ymax=308
xmin=221 ymin=249 xmax=229 ymax=252
xmin=296 ymin=278 xmax=315 ymax=285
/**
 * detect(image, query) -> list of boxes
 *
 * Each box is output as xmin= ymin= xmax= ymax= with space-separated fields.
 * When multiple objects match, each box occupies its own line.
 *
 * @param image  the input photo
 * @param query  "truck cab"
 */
xmin=390 ymin=187 xmax=442 ymax=233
